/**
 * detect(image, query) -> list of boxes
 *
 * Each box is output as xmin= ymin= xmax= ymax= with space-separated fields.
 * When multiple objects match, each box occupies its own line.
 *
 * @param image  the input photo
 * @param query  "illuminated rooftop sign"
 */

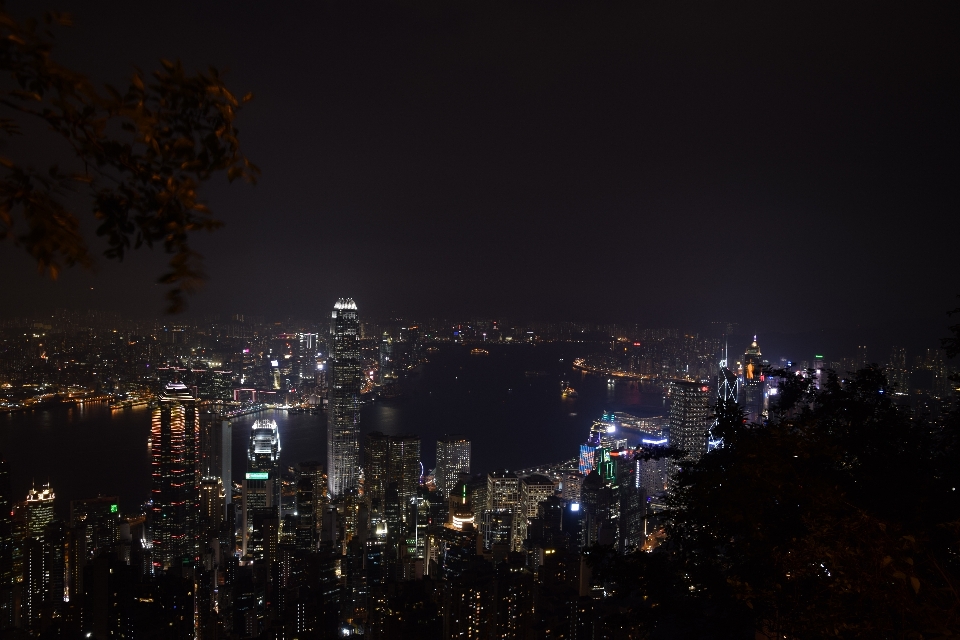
xmin=246 ymin=472 xmax=269 ymax=480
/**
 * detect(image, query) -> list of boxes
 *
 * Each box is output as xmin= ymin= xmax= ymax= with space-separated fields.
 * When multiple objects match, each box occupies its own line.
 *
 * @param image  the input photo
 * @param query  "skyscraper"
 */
xmin=221 ymin=419 xmax=233 ymax=514
xmin=328 ymin=298 xmax=362 ymax=498
xmin=389 ymin=434 xmax=421 ymax=508
xmin=888 ymin=346 xmax=909 ymax=394
xmin=364 ymin=432 xmax=391 ymax=507
xmin=740 ymin=337 xmax=765 ymax=424
xmin=248 ymin=419 xmax=281 ymax=508
xmin=243 ymin=419 xmax=280 ymax=559
xmin=150 ymin=381 xmax=200 ymax=569
xmin=25 ymin=483 xmax=55 ymax=541
xmin=668 ymin=380 xmax=712 ymax=469
xmin=0 ymin=456 xmax=13 ymax=631
xmin=435 ymin=435 xmax=471 ymax=498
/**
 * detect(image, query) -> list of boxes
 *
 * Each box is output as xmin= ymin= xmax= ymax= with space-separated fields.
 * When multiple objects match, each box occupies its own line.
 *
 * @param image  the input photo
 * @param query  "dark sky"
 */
xmin=1 ymin=1 xmax=958 ymax=342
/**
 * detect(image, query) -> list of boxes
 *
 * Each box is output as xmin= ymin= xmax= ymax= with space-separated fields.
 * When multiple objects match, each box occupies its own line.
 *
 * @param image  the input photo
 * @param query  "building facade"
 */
xmin=150 ymin=382 xmax=200 ymax=570
xmin=435 ymin=435 xmax=471 ymax=498
xmin=328 ymin=298 xmax=362 ymax=498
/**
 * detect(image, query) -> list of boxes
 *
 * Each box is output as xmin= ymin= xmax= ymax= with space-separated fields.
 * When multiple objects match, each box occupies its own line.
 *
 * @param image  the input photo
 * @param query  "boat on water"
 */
xmin=562 ymin=387 xmax=579 ymax=398
xmin=470 ymin=348 xmax=489 ymax=355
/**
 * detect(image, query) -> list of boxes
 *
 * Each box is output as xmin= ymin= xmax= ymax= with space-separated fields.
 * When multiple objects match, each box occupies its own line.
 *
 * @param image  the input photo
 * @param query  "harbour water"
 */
xmin=0 ymin=343 xmax=666 ymax=518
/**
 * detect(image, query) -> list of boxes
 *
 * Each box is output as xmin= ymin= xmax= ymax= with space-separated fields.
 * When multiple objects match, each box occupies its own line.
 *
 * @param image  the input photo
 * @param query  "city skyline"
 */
xmin=0 ymin=2 xmax=955 ymax=636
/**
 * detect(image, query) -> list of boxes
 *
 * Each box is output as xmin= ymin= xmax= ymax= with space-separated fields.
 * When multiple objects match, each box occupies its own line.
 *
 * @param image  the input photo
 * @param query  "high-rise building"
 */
xmin=199 ymin=478 xmax=225 ymax=531
xmin=297 ymin=332 xmax=319 ymax=382
xmin=328 ymin=298 xmax=362 ymax=498
xmin=487 ymin=471 xmax=520 ymax=511
xmin=21 ymin=537 xmax=46 ymax=633
xmin=69 ymin=495 xmax=119 ymax=557
xmin=243 ymin=420 xmax=280 ymax=559
xmin=888 ymin=347 xmax=909 ymax=394
xmin=25 ymin=483 xmax=55 ymax=541
xmin=363 ymin=432 xmax=391 ymax=507
xmin=150 ymin=381 xmax=200 ymax=569
xmin=435 ymin=436 xmax=471 ymax=498
xmin=248 ymin=419 xmax=281 ymax=508
xmin=740 ymin=337 xmax=765 ymax=424
xmin=668 ymin=380 xmax=712 ymax=468
xmin=221 ymin=420 xmax=233 ymax=512
xmin=516 ymin=474 xmax=555 ymax=548
xmin=0 ymin=455 xmax=13 ymax=631
xmin=298 ymin=460 xmax=326 ymax=537
xmin=389 ymin=434 xmax=421 ymax=508
xmin=363 ymin=432 xmax=421 ymax=543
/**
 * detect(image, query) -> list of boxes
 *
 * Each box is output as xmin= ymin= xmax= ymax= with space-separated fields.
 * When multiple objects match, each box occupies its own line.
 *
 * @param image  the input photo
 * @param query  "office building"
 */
xmin=486 ymin=471 xmax=519 ymax=511
xmin=516 ymin=474 xmax=555 ymax=548
xmin=69 ymin=495 xmax=119 ymax=557
xmin=435 ymin=435 xmax=471 ymax=498
xmin=0 ymin=456 xmax=12 ymax=631
xmin=888 ymin=347 xmax=909 ymax=394
xmin=25 ymin=483 xmax=55 ymax=541
xmin=668 ymin=380 xmax=712 ymax=468
xmin=363 ymin=432 xmax=391 ymax=506
xmin=150 ymin=381 xmax=200 ymax=569
xmin=243 ymin=420 xmax=280 ymax=559
xmin=328 ymin=298 xmax=362 ymax=498
xmin=200 ymin=478 xmax=225 ymax=531
xmin=741 ymin=337 xmax=765 ymax=423
xmin=389 ymin=434 xmax=421 ymax=508
xmin=222 ymin=420 xmax=233 ymax=511
xmin=248 ymin=419 xmax=281 ymax=508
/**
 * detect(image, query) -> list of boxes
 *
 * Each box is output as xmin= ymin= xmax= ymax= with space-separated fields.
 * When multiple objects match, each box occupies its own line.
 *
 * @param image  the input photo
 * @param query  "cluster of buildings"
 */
xmin=0 ymin=301 xmax=956 ymax=638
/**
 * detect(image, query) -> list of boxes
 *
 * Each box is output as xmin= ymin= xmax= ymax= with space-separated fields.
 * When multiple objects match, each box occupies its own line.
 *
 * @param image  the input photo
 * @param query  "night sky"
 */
xmin=1 ymin=1 xmax=957 ymax=343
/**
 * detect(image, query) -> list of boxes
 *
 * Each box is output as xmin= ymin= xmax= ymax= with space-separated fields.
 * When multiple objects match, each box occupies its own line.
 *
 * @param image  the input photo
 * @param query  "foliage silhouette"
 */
xmin=0 ymin=7 xmax=258 ymax=312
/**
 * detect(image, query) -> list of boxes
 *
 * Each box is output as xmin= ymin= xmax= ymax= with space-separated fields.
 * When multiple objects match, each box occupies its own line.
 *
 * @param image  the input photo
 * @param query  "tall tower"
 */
xmin=328 ymin=298 xmax=362 ymax=498
xmin=740 ymin=337 xmax=764 ymax=424
xmin=150 ymin=382 xmax=200 ymax=570
xmin=887 ymin=347 xmax=909 ymax=394
xmin=435 ymin=435 xmax=471 ymax=498
xmin=243 ymin=419 xmax=280 ymax=558
xmin=248 ymin=419 xmax=281 ymax=508
xmin=389 ymin=434 xmax=421 ymax=508
xmin=25 ymin=483 xmax=55 ymax=541
xmin=668 ymin=380 xmax=712 ymax=469
xmin=364 ymin=432 xmax=391 ymax=507
xmin=0 ymin=456 xmax=13 ymax=631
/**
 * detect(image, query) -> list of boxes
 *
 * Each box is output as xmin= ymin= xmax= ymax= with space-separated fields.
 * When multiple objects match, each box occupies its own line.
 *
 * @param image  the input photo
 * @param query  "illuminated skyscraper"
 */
xmin=0 ymin=456 xmax=13 ymax=630
xmin=243 ymin=419 xmax=280 ymax=559
xmin=668 ymin=380 xmax=712 ymax=467
xmin=389 ymin=434 xmax=421 ymax=507
xmin=487 ymin=471 xmax=520 ymax=511
xmin=328 ymin=298 xmax=362 ymax=498
xmin=25 ymin=483 xmax=55 ymax=541
xmin=516 ymin=474 xmax=555 ymax=548
xmin=740 ymin=336 xmax=766 ymax=422
xmin=435 ymin=435 xmax=471 ymax=498
xmin=364 ymin=432 xmax=391 ymax=507
xmin=69 ymin=496 xmax=119 ymax=558
xmin=248 ymin=419 xmax=281 ymax=507
xmin=740 ymin=337 xmax=765 ymax=424
xmin=150 ymin=382 xmax=200 ymax=569
xmin=888 ymin=346 xmax=909 ymax=394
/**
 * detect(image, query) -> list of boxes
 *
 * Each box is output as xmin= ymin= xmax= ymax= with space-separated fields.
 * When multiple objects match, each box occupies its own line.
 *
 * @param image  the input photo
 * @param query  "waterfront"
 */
xmin=0 ymin=343 xmax=666 ymax=518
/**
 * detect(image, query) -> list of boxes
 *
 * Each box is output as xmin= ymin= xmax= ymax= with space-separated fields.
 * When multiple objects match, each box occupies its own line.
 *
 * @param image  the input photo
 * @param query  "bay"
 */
xmin=0 ymin=343 xmax=665 ymax=518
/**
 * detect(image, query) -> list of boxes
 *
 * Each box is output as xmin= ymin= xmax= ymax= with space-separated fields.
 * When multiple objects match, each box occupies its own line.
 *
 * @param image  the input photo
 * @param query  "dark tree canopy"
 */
xmin=595 ymin=368 xmax=960 ymax=639
xmin=0 ymin=7 xmax=257 ymax=312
